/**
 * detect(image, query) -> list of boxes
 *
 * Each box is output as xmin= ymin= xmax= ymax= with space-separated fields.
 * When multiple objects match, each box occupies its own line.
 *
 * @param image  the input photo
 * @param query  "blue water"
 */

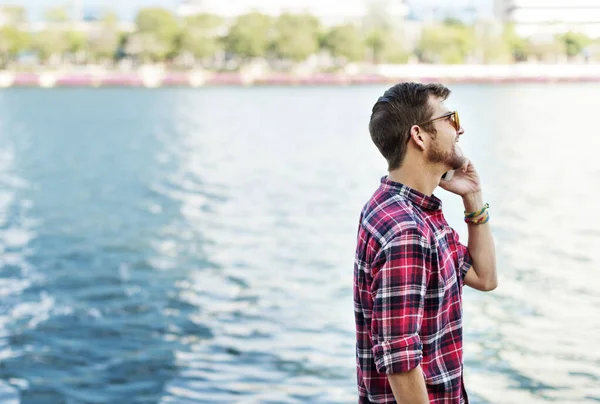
xmin=0 ymin=85 xmax=598 ymax=403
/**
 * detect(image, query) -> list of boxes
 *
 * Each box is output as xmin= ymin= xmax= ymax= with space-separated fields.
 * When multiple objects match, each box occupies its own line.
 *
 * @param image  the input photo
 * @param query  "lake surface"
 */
xmin=0 ymin=85 xmax=598 ymax=404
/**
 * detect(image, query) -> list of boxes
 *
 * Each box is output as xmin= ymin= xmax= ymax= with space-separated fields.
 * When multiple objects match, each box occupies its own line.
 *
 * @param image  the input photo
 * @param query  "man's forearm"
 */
xmin=463 ymin=191 xmax=497 ymax=290
xmin=387 ymin=365 xmax=429 ymax=404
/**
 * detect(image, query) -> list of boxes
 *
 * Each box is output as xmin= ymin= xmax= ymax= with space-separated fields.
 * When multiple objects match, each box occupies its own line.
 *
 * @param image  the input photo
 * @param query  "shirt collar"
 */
xmin=380 ymin=176 xmax=442 ymax=211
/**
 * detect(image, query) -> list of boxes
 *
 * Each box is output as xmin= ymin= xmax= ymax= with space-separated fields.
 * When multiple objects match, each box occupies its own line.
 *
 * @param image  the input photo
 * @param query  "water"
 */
xmin=0 ymin=85 xmax=598 ymax=404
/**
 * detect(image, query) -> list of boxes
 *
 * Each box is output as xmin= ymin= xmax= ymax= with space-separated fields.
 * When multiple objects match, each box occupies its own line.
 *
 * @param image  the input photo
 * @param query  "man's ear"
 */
xmin=410 ymin=125 xmax=426 ymax=151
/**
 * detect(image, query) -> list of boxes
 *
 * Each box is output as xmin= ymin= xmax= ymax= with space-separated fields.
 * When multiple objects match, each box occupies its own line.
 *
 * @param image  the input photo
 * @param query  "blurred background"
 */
xmin=0 ymin=1 xmax=599 ymax=404
xmin=0 ymin=0 xmax=599 ymax=82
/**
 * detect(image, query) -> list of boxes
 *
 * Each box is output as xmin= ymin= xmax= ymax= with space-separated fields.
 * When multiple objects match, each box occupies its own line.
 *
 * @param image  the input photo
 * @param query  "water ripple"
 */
xmin=0 ymin=86 xmax=598 ymax=403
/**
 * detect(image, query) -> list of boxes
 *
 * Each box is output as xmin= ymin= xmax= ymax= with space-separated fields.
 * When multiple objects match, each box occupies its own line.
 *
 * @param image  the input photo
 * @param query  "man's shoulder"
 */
xmin=360 ymin=188 xmax=429 ymax=245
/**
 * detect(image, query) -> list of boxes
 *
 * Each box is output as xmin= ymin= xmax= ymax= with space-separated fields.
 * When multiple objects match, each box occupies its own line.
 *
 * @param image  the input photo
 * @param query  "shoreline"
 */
xmin=2 ymin=64 xmax=600 ymax=88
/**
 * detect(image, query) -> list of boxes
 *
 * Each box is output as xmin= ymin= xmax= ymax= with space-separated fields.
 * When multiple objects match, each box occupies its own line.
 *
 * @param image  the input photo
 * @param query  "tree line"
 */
xmin=0 ymin=5 xmax=597 ymax=70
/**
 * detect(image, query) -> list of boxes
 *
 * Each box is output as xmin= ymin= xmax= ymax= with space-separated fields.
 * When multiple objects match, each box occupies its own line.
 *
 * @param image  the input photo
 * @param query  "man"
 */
xmin=354 ymin=82 xmax=497 ymax=404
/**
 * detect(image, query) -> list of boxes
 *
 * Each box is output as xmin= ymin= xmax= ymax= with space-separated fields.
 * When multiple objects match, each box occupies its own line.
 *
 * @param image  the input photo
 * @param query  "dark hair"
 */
xmin=369 ymin=82 xmax=451 ymax=170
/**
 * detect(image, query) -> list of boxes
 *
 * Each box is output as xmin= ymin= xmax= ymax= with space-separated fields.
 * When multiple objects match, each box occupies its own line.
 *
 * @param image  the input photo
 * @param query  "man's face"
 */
xmin=424 ymin=97 xmax=466 ymax=170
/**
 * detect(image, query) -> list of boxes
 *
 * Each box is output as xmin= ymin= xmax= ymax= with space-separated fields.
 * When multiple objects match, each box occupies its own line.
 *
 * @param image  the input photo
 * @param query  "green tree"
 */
xmin=381 ymin=39 xmax=410 ymax=64
xmin=365 ymin=29 xmax=409 ymax=64
xmin=474 ymin=21 xmax=512 ymax=64
xmin=503 ymin=24 xmax=529 ymax=62
xmin=100 ymin=8 xmax=119 ymax=26
xmin=557 ymin=31 xmax=591 ymax=58
xmin=65 ymin=30 xmax=86 ymax=58
xmin=363 ymin=0 xmax=393 ymax=33
xmin=115 ymin=32 xmax=130 ymax=60
xmin=442 ymin=17 xmax=464 ymax=27
xmin=363 ymin=0 xmax=402 ymax=64
xmin=179 ymin=13 xmax=223 ymax=61
xmin=132 ymin=7 xmax=180 ymax=62
xmin=87 ymin=9 xmax=121 ymax=63
xmin=33 ymin=6 xmax=72 ymax=63
xmin=44 ymin=6 xmax=70 ymax=23
xmin=125 ymin=33 xmax=171 ymax=63
xmin=365 ymin=29 xmax=387 ymax=64
xmin=323 ymin=23 xmax=365 ymax=62
xmin=417 ymin=23 xmax=475 ymax=64
xmin=33 ymin=30 xmax=69 ymax=63
xmin=0 ymin=26 xmax=30 ymax=67
xmin=224 ymin=12 xmax=273 ymax=60
xmin=271 ymin=13 xmax=320 ymax=62
xmin=527 ymin=39 xmax=566 ymax=63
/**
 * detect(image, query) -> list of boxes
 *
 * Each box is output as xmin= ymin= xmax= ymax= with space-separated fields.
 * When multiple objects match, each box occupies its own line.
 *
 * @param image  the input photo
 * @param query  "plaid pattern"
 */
xmin=354 ymin=177 xmax=472 ymax=404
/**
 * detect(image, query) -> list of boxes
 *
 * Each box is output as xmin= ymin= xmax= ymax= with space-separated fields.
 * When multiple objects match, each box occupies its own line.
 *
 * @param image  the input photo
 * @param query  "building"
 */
xmin=177 ymin=0 xmax=408 ymax=27
xmin=494 ymin=0 xmax=600 ymax=38
xmin=0 ymin=5 xmax=26 ymax=27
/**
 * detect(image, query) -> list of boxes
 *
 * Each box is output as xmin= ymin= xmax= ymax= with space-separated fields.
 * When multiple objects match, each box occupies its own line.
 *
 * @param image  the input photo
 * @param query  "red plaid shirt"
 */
xmin=354 ymin=177 xmax=472 ymax=403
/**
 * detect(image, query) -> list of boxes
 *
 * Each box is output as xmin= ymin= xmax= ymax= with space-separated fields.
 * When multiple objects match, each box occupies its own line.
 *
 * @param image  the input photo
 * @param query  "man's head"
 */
xmin=369 ymin=82 xmax=465 ymax=172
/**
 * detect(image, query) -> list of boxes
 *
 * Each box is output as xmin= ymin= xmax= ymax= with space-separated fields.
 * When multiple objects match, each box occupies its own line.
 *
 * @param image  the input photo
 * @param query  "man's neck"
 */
xmin=387 ymin=161 xmax=444 ymax=197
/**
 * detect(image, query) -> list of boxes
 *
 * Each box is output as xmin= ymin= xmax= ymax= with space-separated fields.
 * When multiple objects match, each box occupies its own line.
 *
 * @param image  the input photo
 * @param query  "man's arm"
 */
xmin=387 ymin=366 xmax=429 ymax=404
xmin=462 ymin=191 xmax=497 ymax=291
xmin=371 ymin=230 xmax=431 ymax=401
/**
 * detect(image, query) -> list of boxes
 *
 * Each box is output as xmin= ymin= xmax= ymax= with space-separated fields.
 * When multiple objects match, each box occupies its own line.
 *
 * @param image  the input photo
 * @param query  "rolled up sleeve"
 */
xmin=370 ymin=229 xmax=430 ymax=375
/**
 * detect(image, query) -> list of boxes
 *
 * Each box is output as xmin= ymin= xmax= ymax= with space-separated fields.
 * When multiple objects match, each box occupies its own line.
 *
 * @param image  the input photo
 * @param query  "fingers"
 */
xmin=462 ymin=158 xmax=470 ymax=173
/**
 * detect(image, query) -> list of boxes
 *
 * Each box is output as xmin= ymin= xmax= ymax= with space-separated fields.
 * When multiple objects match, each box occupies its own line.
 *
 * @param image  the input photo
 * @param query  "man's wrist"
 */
xmin=462 ymin=191 xmax=484 ymax=212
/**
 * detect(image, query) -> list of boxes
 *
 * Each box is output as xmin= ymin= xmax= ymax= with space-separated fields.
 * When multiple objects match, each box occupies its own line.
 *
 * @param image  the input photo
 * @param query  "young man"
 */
xmin=354 ymin=83 xmax=497 ymax=404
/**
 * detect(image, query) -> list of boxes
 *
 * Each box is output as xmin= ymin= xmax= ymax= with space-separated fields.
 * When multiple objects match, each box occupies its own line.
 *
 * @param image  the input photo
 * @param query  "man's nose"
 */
xmin=457 ymin=125 xmax=465 ymax=135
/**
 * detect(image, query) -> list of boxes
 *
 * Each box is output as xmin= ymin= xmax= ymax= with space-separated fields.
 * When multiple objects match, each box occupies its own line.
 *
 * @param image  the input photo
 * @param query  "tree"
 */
xmin=365 ymin=29 xmax=387 ymax=64
xmin=557 ymin=31 xmax=591 ymax=58
xmin=417 ymin=23 xmax=475 ymax=64
xmin=365 ymin=29 xmax=409 ymax=64
xmin=361 ymin=0 xmax=410 ymax=64
xmin=0 ymin=26 xmax=30 ymax=67
xmin=33 ymin=30 xmax=69 ymax=63
xmin=381 ymin=39 xmax=410 ymax=64
xmin=363 ymin=0 xmax=406 ymax=64
xmin=503 ymin=24 xmax=529 ymax=62
xmin=33 ymin=7 xmax=73 ymax=64
xmin=271 ymin=13 xmax=320 ymax=62
xmin=132 ymin=7 xmax=180 ymax=62
xmin=323 ymin=23 xmax=365 ymax=62
xmin=179 ymin=13 xmax=223 ymax=62
xmin=115 ymin=32 xmax=130 ymax=60
xmin=44 ymin=6 xmax=70 ymax=23
xmin=442 ymin=17 xmax=464 ymax=28
xmin=65 ymin=30 xmax=86 ymax=61
xmin=224 ymin=12 xmax=273 ymax=60
xmin=363 ymin=0 xmax=393 ymax=33
xmin=100 ymin=8 xmax=119 ymax=26
xmin=87 ymin=9 xmax=121 ymax=63
xmin=474 ymin=21 xmax=512 ymax=64
xmin=527 ymin=39 xmax=566 ymax=63
xmin=125 ymin=33 xmax=172 ymax=63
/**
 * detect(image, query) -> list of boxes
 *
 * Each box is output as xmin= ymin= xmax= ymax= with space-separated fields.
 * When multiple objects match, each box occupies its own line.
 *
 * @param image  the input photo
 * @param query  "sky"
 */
xmin=1 ymin=0 xmax=493 ymax=22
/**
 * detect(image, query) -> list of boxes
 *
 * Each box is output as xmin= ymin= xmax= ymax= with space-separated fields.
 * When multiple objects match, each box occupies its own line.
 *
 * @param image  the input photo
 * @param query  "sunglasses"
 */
xmin=419 ymin=111 xmax=460 ymax=132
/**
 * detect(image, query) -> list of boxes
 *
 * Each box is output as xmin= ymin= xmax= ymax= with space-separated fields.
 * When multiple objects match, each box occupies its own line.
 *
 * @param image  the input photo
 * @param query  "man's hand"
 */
xmin=438 ymin=159 xmax=481 ymax=198
xmin=440 ymin=158 xmax=498 ymax=292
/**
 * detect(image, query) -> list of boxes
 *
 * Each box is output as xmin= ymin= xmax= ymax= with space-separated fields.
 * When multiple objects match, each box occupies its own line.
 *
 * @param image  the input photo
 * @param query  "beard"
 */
xmin=427 ymin=139 xmax=466 ymax=170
